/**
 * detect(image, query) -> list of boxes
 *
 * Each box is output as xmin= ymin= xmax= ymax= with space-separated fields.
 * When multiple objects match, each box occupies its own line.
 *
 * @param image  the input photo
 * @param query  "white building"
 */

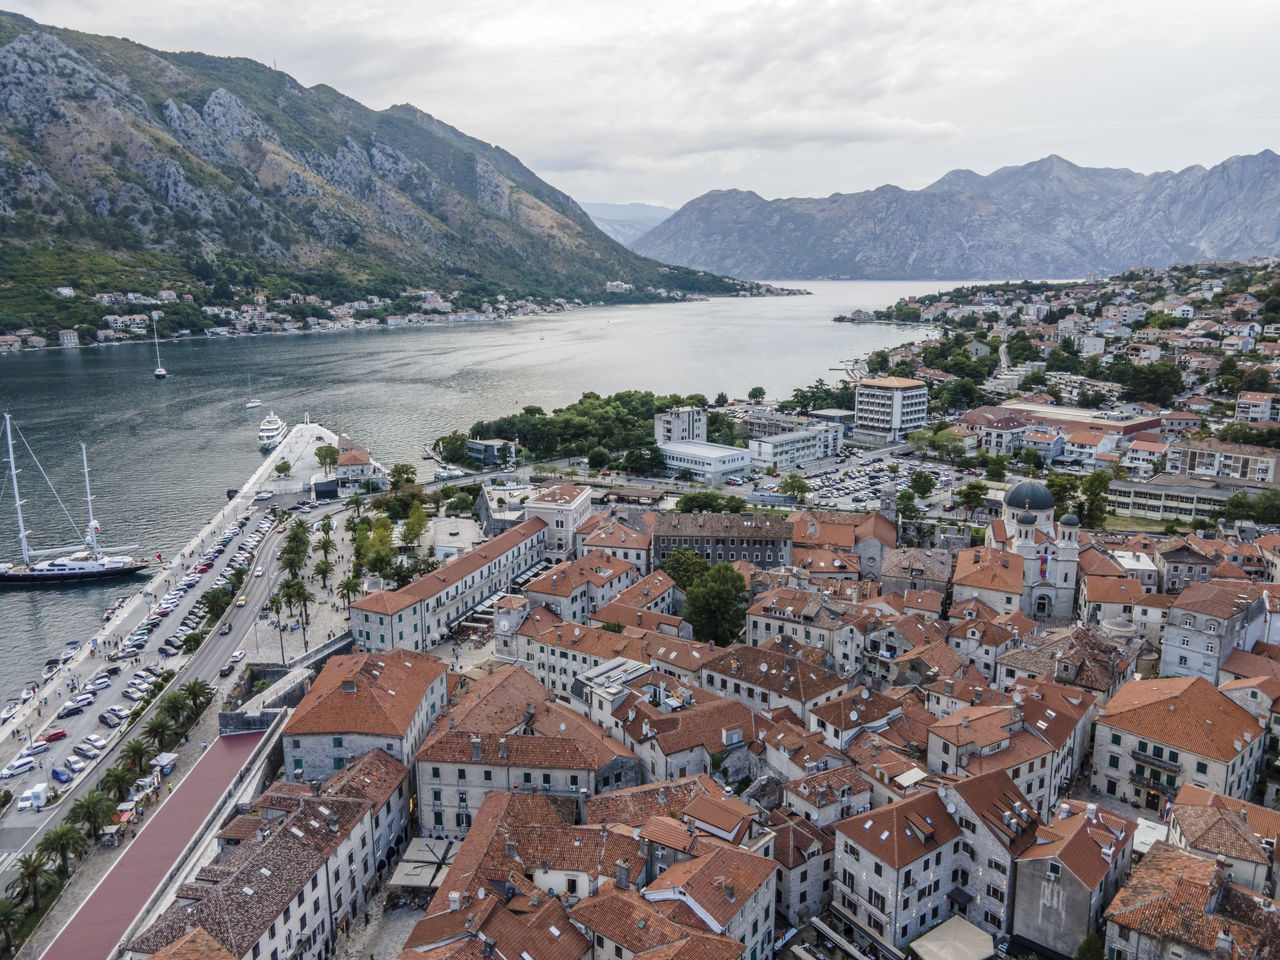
xmin=749 ymin=423 xmax=843 ymax=472
xmin=852 ymin=377 xmax=928 ymax=444
xmin=654 ymin=406 xmax=707 ymax=444
xmin=523 ymin=483 xmax=594 ymax=561
xmin=657 ymin=440 xmax=749 ymax=483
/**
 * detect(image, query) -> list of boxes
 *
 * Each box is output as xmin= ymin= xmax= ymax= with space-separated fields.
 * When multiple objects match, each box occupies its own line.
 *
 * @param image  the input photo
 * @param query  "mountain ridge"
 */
xmin=633 ymin=151 xmax=1280 ymax=279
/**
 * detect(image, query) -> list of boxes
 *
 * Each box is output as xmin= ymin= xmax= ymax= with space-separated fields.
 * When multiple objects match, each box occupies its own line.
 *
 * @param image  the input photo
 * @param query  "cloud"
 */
xmin=8 ymin=0 xmax=1280 ymax=206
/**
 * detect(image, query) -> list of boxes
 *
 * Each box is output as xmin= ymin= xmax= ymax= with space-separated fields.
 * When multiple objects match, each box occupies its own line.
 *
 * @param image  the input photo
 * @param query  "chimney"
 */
xmin=499 ymin=737 xmax=508 ymax=759
xmin=725 ymin=882 xmax=735 ymax=903
xmin=1086 ymin=803 xmax=1097 ymax=823
xmin=484 ymin=942 xmax=495 ymax=958
xmin=506 ymin=840 xmax=519 ymax=859
xmin=615 ymin=859 xmax=630 ymax=890
xmin=471 ymin=736 xmax=482 ymax=762
xmin=577 ymin=787 xmax=588 ymax=824
xmin=961 ymin=716 xmax=969 ymax=727
xmin=448 ymin=890 xmax=461 ymax=911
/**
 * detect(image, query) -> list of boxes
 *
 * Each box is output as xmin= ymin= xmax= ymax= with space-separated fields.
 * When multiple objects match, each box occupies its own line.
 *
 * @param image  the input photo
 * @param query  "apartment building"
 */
xmin=852 ymin=377 xmax=928 ymax=444
xmin=1154 ymin=538 xmax=1217 ymax=593
xmin=281 ymin=651 xmax=448 ymax=781
xmin=654 ymin=406 xmax=707 ymax=443
xmin=701 ymin=644 xmax=850 ymax=720
xmin=651 ymin=513 xmax=792 ymax=567
xmin=1235 ymin=391 xmax=1280 ymax=423
xmin=749 ymin=424 xmax=843 ymax=472
xmin=1091 ymin=677 xmax=1265 ymax=810
xmin=524 ymin=484 xmax=595 ymax=561
xmin=1158 ymin=582 xmax=1266 ymax=682
xmin=351 ymin=517 xmax=548 ymax=651
xmin=524 ymin=552 xmax=638 ymax=622
xmin=1165 ymin=437 xmax=1280 ymax=483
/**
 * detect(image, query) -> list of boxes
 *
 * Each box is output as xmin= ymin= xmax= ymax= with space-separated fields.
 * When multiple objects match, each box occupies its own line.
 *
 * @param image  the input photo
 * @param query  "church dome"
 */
xmin=1017 ymin=512 xmax=1037 ymax=525
xmin=1060 ymin=513 xmax=1080 ymax=527
xmin=1004 ymin=480 xmax=1055 ymax=512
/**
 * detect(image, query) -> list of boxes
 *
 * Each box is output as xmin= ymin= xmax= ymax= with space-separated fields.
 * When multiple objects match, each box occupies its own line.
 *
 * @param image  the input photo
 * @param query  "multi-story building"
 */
xmin=1078 ymin=577 xmax=1146 ymax=625
xmin=1157 ymin=582 xmax=1266 ymax=682
xmin=1165 ymin=437 xmax=1280 ymax=483
xmin=831 ymin=773 xmax=1038 ymax=957
xmin=1011 ymin=802 xmax=1134 ymax=960
xmin=1154 ymin=537 xmax=1217 ymax=593
xmin=654 ymin=406 xmax=707 ymax=443
xmin=1090 ymin=677 xmax=1265 ymax=810
xmin=524 ymin=484 xmax=595 ymax=561
xmin=880 ymin=548 xmax=953 ymax=598
xmin=351 ymin=517 xmax=547 ymax=651
xmin=768 ymin=807 xmax=835 ymax=925
xmin=281 ymin=650 xmax=448 ymax=781
xmin=657 ymin=439 xmax=751 ymax=484
xmin=985 ymin=480 xmax=1080 ymax=624
xmin=748 ymin=424 xmax=843 ymax=473
xmin=651 ymin=512 xmax=792 ymax=567
xmin=852 ymin=377 xmax=928 ymax=444
xmin=701 ymin=644 xmax=850 ymax=720
xmin=1235 ymin=391 xmax=1280 ymax=424
xmin=523 ymin=552 xmax=638 ymax=621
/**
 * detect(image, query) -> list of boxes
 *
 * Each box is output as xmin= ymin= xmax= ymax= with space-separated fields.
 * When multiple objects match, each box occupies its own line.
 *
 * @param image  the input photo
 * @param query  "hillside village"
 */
xmin=120 ymin=345 xmax=1280 ymax=960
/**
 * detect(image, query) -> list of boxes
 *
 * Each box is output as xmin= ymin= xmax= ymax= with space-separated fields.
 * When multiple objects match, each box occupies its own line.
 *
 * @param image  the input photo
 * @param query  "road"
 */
xmin=0 ymin=495 xmax=339 ymax=883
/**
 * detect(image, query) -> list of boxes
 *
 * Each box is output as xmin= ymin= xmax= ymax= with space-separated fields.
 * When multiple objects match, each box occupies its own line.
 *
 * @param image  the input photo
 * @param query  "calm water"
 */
xmin=0 ymin=278 xmax=962 ymax=697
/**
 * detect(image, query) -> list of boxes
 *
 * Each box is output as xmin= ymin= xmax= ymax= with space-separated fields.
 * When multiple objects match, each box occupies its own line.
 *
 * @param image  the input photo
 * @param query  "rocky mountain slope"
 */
xmin=0 ymin=12 xmax=726 ymax=311
xmin=633 ymin=152 xmax=1280 ymax=279
xmin=580 ymin=201 xmax=675 ymax=246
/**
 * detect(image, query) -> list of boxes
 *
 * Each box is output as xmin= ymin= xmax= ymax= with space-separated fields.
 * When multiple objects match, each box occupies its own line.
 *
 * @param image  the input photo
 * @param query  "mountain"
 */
xmin=0 ymin=12 xmax=730 ymax=320
xmin=580 ymin=201 xmax=675 ymax=246
xmin=633 ymin=152 xmax=1280 ymax=280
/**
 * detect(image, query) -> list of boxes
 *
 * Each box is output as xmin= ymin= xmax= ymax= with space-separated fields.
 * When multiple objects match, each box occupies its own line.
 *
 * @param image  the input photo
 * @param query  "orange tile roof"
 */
xmin=834 ymin=789 xmax=960 ymax=869
xmin=570 ymin=885 xmax=743 ymax=960
xmin=582 ymin=775 xmax=720 ymax=825
xmin=1172 ymin=783 xmax=1280 ymax=844
xmin=953 ymin=547 xmax=1024 ymax=594
xmin=1017 ymin=803 xmax=1134 ymax=888
xmin=448 ymin=665 xmax=552 ymax=733
xmin=283 ymin=651 xmax=446 ymax=738
xmin=642 ymin=846 xmax=777 ymax=927
xmin=148 ymin=928 xmax=237 ymax=960
xmin=526 ymin=552 xmax=637 ymax=597
xmin=1099 ymin=677 xmax=1262 ymax=761
xmin=1082 ymin=577 xmax=1145 ymax=604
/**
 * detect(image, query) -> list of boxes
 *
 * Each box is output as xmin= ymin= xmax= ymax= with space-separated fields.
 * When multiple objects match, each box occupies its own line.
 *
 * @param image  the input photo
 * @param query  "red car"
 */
xmin=37 ymin=728 xmax=67 ymax=743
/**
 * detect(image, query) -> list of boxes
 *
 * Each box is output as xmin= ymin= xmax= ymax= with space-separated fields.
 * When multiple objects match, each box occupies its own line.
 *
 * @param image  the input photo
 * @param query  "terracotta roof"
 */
xmin=1171 ymin=805 xmax=1270 ymax=864
xmin=809 ymin=686 xmax=899 ymax=732
xmin=953 ymin=547 xmax=1024 ymax=594
xmin=834 ymin=788 xmax=960 ymax=869
xmin=642 ymin=846 xmax=777 ymax=927
xmin=447 ymin=664 xmax=551 ymax=733
xmin=1171 ymin=581 xmax=1259 ymax=619
xmin=1172 ymin=783 xmax=1280 ymax=845
xmin=528 ymin=484 xmax=590 ymax=505
xmin=1099 ymin=677 xmax=1262 ymax=762
xmin=789 ymin=510 xmax=897 ymax=550
xmin=416 ymin=727 xmax=632 ymax=770
xmin=766 ymin=808 xmax=833 ymax=869
xmin=701 ymin=644 xmax=848 ymax=702
xmin=352 ymin=517 xmax=548 ymax=615
xmin=614 ymin=690 xmax=755 ymax=758
xmin=1221 ymin=650 xmax=1280 ymax=681
xmin=147 ymin=927 xmax=237 ymax=960
xmin=613 ymin=570 xmax=682 ymax=609
xmin=583 ymin=775 xmax=719 ymax=825
xmin=1083 ymin=577 xmax=1145 ymax=604
xmin=682 ymin=792 xmax=757 ymax=838
xmin=1017 ymin=802 xmax=1133 ymax=888
xmin=949 ymin=771 xmax=1042 ymax=858
xmin=570 ymin=885 xmax=743 ymax=960
xmin=902 ymin=590 xmax=945 ymax=615
xmin=283 ymin=651 xmax=446 ymax=738
xmin=652 ymin=513 xmax=792 ymax=541
xmin=783 ymin=765 xmax=871 ymax=810
xmin=526 ymin=552 xmax=636 ymax=598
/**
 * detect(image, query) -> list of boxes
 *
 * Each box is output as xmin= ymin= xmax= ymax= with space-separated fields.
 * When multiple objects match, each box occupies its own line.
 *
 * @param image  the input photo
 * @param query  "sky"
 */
xmin=11 ymin=0 xmax=1280 ymax=209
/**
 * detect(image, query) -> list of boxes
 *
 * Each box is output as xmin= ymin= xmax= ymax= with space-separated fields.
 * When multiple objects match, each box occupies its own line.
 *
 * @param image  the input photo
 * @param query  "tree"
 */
xmin=684 ymin=563 xmax=748 ymax=646
xmin=314 ymin=558 xmax=335 ymax=588
xmin=0 ymin=898 xmax=20 ymax=954
xmin=747 ymin=386 xmax=766 ymax=402
xmin=315 ymin=444 xmax=340 ymax=474
xmin=778 ymin=474 xmax=812 ymax=502
xmin=70 ymin=789 xmax=116 ymax=842
xmin=1018 ymin=447 xmax=1044 ymax=470
xmin=1074 ymin=931 xmax=1104 ymax=960
xmin=389 ymin=462 xmax=417 ymax=492
xmin=439 ymin=431 xmax=470 ymax=464
xmin=202 ymin=586 xmax=233 ymax=622
xmin=98 ymin=766 xmax=134 ymax=803
xmin=661 ymin=547 xmax=709 ymax=591
xmin=957 ymin=481 xmax=989 ymax=520
xmin=401 ymin=500 xmax=428 ymax=548
xmin=316 ymin=535 xmax=336 ymax=561
xmin=274 ymin=460 xmax=291 ymax=477
xmin=909 ymin=470 xmax=935 ymax=499
xmin=985 ymin=460 xmax=1006 ymax=482
xmin=143 ymin=715 xmax=179 ymax=752
xmin=348 ymin=491 xmax=365 ymax=517
xmin=907 ymin=430 xmax=933 ymax=455
xmin=714 ymin=392 xmax=729 ymax=406
xmin=180 ymin=679 xmax=214 ymax=716
xmin=587 ymin=446 xmax=611 ymax=469
xmin=6 ymin=852 xmax=53 ymax=911
xmin=896 ymin=490 xmax=921 ymax=523
xmin=337 ymin=576 xmax=361 ymax=617
xmin=1080 ymin=470 xmax=1112 ymax=528
xmin=37 ymin=823 xmax=87 ymax=878
xmin=121 ymin=738 xmax=154 ymax=772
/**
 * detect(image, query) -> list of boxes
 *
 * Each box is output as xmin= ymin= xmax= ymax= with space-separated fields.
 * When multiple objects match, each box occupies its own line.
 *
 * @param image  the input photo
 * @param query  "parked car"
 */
xmin=19 ymin=741 xmax=49 ymax=758
xmin=83 ymin=733 xmax=108 ymax=750
xmin=108 ymin=704 xmax=131 ymax=720
xmin=230 ymin=650 xmax=245 ymax=663
xmin=64 ymin=756 xmax=86 ymax=774
xmin=99 ymin=712 xmax=122 ymax=729
xmin=50 ymin=766 xmax=73 ymax=784
xmin=0 ymin=757 xmax=34 ymax=779
xmin=56 ymin=703 xmax=83 ymax=719
xmin=73 ymin=743 xmax=100 ymax=760
xmin=36 ymin=728 xmax=67 ymax=743
xmin=122 ymin=688 xmax=145 ymax=702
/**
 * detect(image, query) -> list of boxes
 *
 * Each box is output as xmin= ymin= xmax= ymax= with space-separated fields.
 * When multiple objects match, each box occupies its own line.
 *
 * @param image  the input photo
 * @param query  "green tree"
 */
xmin=661 ymin=547 xmax=709 ymax=591
xmin=909 ymin=470 xmax=936 ymax=499
xmin=347 ymin=490 xmax=365 ymax=517
xmin=1046 ymin=472 xmax=1082 ymax=519
xmin=1074 ymin=931 xmax=1104 ymax=960
xmin=587 ymin=446 xmax=611 ymax=469
xmin=181 ymin=679 xmax=214 ymax=716
xmin=684 ymin=563 xmax=749 ymax=646
xmin=314 ymin=558 xmax=335 ymax=588
xmin=70 ymin=789 xmax=116 ymax=842
xmin=37 ymin=822 xmax=87 ymax=878
xmin=143 ymin=715 xmax=178 ymax=752
xmin=316 ymin=535 xmax=336 ymax=561
xmin=98 ymin=766 xmax=134 ymax=803
xmin=0 ymin=898 xmax=20 ymax=954
xmin=1018 ymin=447 xmax=1044 ymax=470
xmin=337 ymin=576 xmax=361 ymax=617
xmin=6 ymin=852 xmax=53 ymax=911
xmin=985 ymin=460 xmax=1006 ymax=482
xmin=389 ymin=462 xmax=417 ymax=491
xmin=714 ymin=392 xmax=729 ymax=406
xmin=957 ymin=481 xmax=989 ymax=520
xmin=896 ymin=490 xmax=921 ymax=523
xmin=439 ymin=431 xmax=470 ymax=464
xmin=315 ymin=444 xmax=340 ymax=473
xmin=747 ymin=386 xmax=766 ymax=402
xmin=274 ymin=460 xmax=291 ymax=477
xmin=1080 ymin=470 xmax=1112 ymax=528
xmin=121 ymin=738 xmax=153 ymax=772
xmin=401 ymin=500 xmax=428 ymax=548
xmin=202 ymin=586 xmax=233 ymax=622
xmin=778 ymin=474 xmax=812 ymax=502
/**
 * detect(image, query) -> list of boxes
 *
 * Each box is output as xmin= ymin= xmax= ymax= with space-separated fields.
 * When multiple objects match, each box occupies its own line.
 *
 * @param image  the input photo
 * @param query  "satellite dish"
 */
xmin=1012 ymin=693 xmax=1023 ymax=704
xmin=849 ymin=710 xmax=859 ymax=723
xmin=760 ymin=663 xmax=769 ymax=674
xmin=861 ymin=689 xmax=870 ymax=700
xmin=946 ymin=803 xmax=956 ymax=814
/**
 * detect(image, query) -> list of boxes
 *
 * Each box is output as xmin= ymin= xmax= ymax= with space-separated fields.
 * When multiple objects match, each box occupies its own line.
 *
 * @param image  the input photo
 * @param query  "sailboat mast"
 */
xmin=153 ymin=321 xmax=161 ymax=366
xmin=4 ymin=413 xmax=30 ymax=566
xmin=81 ymin=442 xmax=101 ymax=558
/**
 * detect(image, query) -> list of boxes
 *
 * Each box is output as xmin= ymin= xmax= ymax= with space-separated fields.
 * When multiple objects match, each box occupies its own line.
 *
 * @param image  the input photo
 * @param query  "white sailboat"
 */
xmin=245 ymin=374 xmax=261 ymax=409
xmin=152 ymin=319 xmax=167 ymax=380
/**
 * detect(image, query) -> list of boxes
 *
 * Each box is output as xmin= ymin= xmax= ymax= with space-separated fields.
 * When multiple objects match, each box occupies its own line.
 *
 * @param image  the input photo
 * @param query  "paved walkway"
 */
xmin=40 ymin=731 xmax=264 ymax=960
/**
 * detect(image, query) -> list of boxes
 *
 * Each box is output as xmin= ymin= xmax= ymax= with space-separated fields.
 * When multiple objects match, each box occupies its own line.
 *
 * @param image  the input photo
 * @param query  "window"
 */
xmin=332 ymin=736 xmax=343 ymax=748
xmin=1196 ymin=761 xmax=1208 ymax=775
xmin=873 ymin=862 xmax=883 ymax=877
xmin=431 ymin=766 xmax=440 ymax=779
xmin=1138 ymin=741 xmax=1148 ymax=754
xmin=1108 ymin=755 xmax=1119 ymax=769
xmin=484 ymin=770 xmax=492 ymax=782
xmin=1110 ymin=733 xmax=1121 ymax=746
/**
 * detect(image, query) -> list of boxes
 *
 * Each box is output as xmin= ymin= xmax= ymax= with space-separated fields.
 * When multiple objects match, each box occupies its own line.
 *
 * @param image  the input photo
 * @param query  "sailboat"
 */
xmin=245 ymin=374 xmax=261 ymax=409
xmin=152 ymin=319 xmax=167 ymax=380
xmin=0 ymin=413 xmax=149 ymax=585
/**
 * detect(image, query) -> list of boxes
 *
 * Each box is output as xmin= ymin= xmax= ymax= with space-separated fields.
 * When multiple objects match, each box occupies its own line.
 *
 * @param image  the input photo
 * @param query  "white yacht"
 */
xmin=258 ymin=411 xmax=287 ymax=451
xmin=245 ymin=374 xmax=261 ymax=409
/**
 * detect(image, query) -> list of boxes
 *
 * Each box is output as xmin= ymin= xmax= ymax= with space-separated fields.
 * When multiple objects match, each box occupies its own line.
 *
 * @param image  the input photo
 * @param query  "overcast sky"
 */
xmin=12 ymin=0 xmax=1280 ymax=209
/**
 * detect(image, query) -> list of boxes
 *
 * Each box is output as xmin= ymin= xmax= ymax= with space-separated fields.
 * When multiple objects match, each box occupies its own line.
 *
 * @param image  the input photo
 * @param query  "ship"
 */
xmin=258 ymin=411 xmax=287 ymax=451
xmin=0 ymin=413 xmax=149 ymax=585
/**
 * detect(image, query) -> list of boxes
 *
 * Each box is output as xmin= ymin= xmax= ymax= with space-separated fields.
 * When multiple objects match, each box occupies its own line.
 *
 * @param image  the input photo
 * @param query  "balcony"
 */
xmin=834 ymin=879 xmax=888 ymax=920
xmin=1130 ymin=749 xmax=1181 ymax=773
xmin=1127 ymin=770 xmax=1172 ymax=793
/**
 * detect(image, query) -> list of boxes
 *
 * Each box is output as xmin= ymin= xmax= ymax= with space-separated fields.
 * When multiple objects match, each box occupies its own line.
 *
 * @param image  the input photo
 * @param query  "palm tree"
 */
xmin=317 ymin=535 xmax=335 ymax=561
xmin=314 ymin=558 xmax=334 ymax=588
xmin=70 ymin=790 xmax=117 ymax=843
xmin=157 ymin=691 xmax=189 ymax=726
xmin=348 ymin=491 xmax=365 ymax=517
xmin=121 ymin=738 xmax=153 ymax=772
xmin=320 ymin=515 xmax=333 ymax=537
xmin=6 ymin=852 xmax=53 ymax=910
xmin=181 ymin=679 xmax=214 ymax=716
xmin=337 ymin=576 xmax=361 ymax=618
xmin=281 ymin=545 xmax=307 ymax=580
xmin=143 ymin=715 xmax=178 ymax=752
xmin=0 ymin=897 xmax=20 ymax=954
xmin=37 ymin=823 xmax=87 ymax=878
xmin=98 ymin=766 xmax=133 ymax=803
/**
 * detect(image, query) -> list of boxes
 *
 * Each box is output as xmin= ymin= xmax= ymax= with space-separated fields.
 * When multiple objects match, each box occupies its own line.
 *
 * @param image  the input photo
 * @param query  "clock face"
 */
xmin=497 ymin=616 xmax=509 ymax=631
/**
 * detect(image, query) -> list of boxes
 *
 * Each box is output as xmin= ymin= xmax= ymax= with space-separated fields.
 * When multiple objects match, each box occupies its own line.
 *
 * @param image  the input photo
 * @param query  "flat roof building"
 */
xmin=852 ymin=377 xmax=927 ymax=444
